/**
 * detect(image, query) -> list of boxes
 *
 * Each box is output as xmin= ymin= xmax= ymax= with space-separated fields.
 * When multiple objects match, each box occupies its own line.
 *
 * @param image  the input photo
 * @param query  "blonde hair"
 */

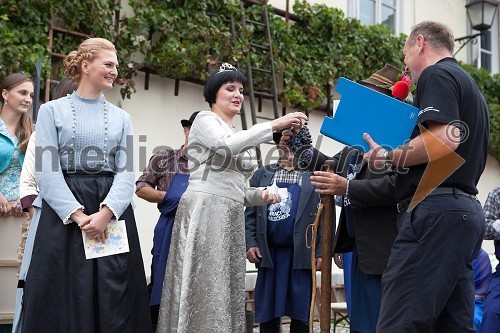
xmin=0 ymin=73 xmax=35 ymax=154
xmin=63 ymin=38 xmax=116 ymax=82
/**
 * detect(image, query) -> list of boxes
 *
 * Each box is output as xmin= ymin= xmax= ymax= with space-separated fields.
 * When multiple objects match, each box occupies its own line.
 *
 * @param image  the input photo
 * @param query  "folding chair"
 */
xmin=313 ymin=284 xmax=350 ymax=332
xmin=331 ymin=284 xmax=349 ymax=332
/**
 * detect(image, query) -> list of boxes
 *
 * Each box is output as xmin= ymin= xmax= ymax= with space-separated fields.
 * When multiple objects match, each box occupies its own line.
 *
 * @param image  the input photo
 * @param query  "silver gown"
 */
xmin=156 ymin=191 xmax=246 ymax=333
xmin=156 ymin=111 xmax=273 ymax=333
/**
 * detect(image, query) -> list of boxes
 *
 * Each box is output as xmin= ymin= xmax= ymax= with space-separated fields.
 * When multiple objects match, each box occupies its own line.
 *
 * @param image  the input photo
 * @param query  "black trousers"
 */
xmin=260 ymin=317 xmax=308 ymax=333
xmin=377 ymin=194 xmax=484 ymax=333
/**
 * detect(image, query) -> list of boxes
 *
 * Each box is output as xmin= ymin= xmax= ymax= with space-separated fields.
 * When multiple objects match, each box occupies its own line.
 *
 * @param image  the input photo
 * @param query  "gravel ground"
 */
xmin=252 ymin=320 xmax=350 ymax=332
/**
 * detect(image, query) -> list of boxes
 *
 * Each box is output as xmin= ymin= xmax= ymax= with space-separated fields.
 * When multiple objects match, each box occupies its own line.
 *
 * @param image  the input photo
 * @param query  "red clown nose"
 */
xmin=392 ymin=81 xmax=410 ymax=100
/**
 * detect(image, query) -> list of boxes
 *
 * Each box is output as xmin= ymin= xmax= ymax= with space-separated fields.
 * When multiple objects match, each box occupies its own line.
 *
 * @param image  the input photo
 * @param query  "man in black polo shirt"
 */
xmin=363 ymin=21 xmax=489 ymax=332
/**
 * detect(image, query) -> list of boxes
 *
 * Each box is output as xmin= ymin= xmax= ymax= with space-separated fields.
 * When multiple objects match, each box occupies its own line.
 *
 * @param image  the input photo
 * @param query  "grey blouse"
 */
xmin=34 ymin=92 xmax=134 ymax=223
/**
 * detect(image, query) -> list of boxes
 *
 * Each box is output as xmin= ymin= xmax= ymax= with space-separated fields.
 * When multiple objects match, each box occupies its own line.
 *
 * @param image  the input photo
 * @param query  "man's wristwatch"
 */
xmin=382 ymin=150 xmax=392 ymax=168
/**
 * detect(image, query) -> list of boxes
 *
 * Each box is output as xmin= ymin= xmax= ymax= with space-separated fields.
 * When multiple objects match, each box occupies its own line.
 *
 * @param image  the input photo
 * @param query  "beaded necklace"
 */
xmin=67 ymin=93 xmax=109 ymax=165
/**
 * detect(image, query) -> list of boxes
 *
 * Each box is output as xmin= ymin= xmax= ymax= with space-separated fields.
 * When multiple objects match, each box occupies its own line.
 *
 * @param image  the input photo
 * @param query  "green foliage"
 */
xmin=274 ymin=2 xmax=406 ymax=111
xmin=120 ymin=0 xmax=243 ymax=81
xmin=461 ymin=64 xmax=500 ymax=161
xmin=489 ymin=103 xmax=500 ymax=161
xmin=0 ymin=0 xmax=120 ymax=89
xmin=0 ymin=0 xmax=51 ymax=79
xmin=0 ymin=0 xmax=498 ymax=161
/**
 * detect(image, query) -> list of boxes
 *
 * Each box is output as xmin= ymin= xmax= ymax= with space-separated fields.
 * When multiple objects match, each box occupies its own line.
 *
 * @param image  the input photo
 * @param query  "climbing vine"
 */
xmin=0 ymin=0 xmax=498 ymax=161
xmin=461 ymin=64 xmax=500 ymax=161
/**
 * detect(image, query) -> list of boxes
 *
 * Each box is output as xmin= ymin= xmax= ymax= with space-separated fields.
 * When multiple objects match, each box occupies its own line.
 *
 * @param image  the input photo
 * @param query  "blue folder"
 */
xmin=320 ymin=77 xmax=418 ymax=152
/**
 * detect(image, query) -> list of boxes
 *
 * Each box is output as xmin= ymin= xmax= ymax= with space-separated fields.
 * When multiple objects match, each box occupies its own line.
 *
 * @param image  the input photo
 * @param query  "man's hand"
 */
xmin=362 ymin=133 xmax=388 ymax=170
xmin=136 ymin=186 xmax=167 ymax=203
xmin=279 ymin=129 xmax=293 ymax=147
xmin=333 ymin=253 xmax=343 ymax=269
xmin=315 ymin=257 xmax=323 ymax=270
xmin=247 ymin=247 xmax=262 ymax=264
xmin=278 ymin=126 xmax=303 ymax=148
xmin=310 ymin=172 xmax=348 ymax=196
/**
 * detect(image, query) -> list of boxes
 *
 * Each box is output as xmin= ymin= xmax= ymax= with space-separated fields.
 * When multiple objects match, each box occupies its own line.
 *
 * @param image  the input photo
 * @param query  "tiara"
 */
xmin=216 ymin=63 xmax=238 ymax=74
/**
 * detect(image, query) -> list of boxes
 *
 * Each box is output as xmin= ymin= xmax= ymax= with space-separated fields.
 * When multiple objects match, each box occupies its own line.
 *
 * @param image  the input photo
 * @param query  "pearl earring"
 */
xmin=3 ymin=101 xmax=6 ymax=107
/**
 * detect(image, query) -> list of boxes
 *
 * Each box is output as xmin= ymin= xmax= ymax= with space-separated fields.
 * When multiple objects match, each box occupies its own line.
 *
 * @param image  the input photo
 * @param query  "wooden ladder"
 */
xmin=238 ymin=0 xmax=280 ymax=167
xmin=32 ymin=12 xmax=92 ymax=122
xmin=37 ymin=9 xmax=120 ymax=119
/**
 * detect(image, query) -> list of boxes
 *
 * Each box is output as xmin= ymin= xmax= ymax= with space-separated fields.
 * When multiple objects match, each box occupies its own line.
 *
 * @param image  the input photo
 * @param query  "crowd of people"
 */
xmin=0 ymin=19 xmax=498 ymax=333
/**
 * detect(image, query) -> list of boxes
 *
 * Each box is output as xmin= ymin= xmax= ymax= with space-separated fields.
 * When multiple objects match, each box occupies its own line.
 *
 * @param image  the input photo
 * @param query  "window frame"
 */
xmin=348 ymin=0 xmax=401 ymax=34
xmin=478 ymin=13 xmax=498 ymax=74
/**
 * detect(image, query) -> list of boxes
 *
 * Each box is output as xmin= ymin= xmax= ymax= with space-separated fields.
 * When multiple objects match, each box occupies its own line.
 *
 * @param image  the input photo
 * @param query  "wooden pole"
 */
xmin=320 ymin=160 xmax=336 ymax=333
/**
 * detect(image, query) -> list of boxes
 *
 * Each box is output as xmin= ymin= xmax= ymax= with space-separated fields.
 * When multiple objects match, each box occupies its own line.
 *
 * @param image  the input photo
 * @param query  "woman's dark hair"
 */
xmin=203 ymin=63 xmax=247 ymax=107
xmin=54 ymin=78 xmax=79 ymax=99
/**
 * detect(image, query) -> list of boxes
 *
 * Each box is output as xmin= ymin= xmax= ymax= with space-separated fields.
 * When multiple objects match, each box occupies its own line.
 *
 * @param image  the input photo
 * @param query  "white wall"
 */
xmin=400 ymin=0 xmax=471 ymax=62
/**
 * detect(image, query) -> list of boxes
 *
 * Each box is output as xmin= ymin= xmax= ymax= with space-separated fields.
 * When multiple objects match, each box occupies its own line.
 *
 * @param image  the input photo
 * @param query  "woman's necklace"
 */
xmin=67 ymin=93 xmax=108 ymax=164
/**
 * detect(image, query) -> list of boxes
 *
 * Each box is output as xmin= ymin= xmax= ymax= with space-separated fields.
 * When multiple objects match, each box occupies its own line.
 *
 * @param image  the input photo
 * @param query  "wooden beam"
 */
xmin=243 ymin=0 xmax=301 ymax=22
xmin=0 ymin=259 xmax=18 ymax=267
xmin=51 ymin=26 xmax=91 ymax=39
xmin=0 ymin=311 xmax=15 ymax=325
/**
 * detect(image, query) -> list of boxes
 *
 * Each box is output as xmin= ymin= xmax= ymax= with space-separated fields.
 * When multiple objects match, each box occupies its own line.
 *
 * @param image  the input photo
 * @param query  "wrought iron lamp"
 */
xmin=454 ymin=0 xmax=499 ymax=56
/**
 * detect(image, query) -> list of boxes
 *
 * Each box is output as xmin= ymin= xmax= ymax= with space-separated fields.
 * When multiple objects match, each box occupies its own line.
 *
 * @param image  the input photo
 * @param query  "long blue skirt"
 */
xmin=150 ymin=173 xmax=188 ymax=306
xmin=349 ymin=246 xmax=382 ymax=333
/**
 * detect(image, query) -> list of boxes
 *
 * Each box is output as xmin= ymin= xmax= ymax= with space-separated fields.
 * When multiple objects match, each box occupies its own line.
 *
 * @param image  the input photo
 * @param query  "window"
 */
xmin=359 ymin=0 xmax=376 ymax=26
xmin=349 ymin=0 xmax=399 ymax=34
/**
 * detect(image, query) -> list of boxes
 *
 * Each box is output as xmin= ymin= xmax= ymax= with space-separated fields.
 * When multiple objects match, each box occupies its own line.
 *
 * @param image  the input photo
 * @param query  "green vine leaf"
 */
xmin=1 ymin=0 xmax=498 ymax=161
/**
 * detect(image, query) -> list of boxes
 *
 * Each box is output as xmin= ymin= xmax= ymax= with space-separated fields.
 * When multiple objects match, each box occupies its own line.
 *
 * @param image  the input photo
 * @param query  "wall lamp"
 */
xmin=454 ymin=0 xmax=499 ymax=56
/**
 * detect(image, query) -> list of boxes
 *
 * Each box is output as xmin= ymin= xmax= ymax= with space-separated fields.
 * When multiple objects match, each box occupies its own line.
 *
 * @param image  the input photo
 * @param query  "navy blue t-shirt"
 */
xmin=396 ymin=57 xmax=489 ymax=201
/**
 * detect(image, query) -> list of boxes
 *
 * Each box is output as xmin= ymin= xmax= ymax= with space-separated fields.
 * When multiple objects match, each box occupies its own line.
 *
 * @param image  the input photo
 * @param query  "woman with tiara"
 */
xmin=156 ymin=63 xmax=308 ymax=333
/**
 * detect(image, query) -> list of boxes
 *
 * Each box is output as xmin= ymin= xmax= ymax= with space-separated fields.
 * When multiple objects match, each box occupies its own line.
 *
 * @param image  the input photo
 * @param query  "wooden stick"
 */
xmin=320 ymin=160 xmax=336 ymax=333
